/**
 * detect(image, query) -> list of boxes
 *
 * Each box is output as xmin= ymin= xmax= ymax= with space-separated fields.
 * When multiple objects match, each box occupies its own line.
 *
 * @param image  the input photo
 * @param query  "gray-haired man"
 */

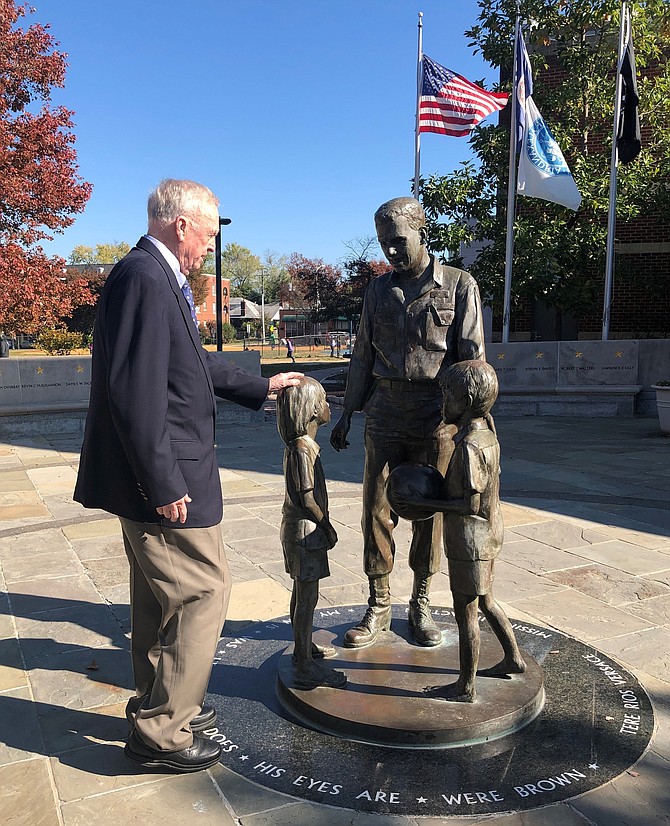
xmin=75 ymin=179 xmax=301 ymax=771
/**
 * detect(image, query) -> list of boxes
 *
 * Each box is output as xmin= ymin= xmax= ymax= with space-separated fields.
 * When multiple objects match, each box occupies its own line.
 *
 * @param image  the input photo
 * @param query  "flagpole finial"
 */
xmin=418 ymin=11 xmax=423 ymax=25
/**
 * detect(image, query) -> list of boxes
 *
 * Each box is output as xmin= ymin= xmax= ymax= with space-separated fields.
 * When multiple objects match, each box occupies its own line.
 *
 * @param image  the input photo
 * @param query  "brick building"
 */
xmin=192 ymin=273 xmax=231 ymax=327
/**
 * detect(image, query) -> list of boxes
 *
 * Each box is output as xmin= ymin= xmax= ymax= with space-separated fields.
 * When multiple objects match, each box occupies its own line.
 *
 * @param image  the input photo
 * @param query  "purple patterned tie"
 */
xmin=180 ymin=280 xmax=199 ymax=329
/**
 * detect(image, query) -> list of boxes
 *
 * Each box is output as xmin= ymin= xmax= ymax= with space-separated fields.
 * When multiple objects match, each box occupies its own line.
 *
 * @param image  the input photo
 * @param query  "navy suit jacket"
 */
xmin=74 ymin=237 xmax=269 ymax=527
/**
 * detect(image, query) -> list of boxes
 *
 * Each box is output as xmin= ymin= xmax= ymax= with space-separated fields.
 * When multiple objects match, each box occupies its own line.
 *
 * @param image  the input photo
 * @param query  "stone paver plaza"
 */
xmin=0 ymin=408 xmax=669 ymax=825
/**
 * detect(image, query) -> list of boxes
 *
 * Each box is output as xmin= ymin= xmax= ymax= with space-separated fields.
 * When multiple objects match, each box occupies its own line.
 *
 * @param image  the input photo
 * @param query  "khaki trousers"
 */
xmin=120 ymin=517 xmax=231 ymax=752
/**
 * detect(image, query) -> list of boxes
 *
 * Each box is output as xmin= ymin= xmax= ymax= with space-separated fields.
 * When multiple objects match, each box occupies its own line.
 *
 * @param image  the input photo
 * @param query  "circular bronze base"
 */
xmin=277 ymin=625 xmax=545 ymax=748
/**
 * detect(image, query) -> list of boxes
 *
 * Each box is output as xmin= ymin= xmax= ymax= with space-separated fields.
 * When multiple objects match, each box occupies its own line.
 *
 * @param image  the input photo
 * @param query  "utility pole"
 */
xmin=313 ymin=264 xmax=323 ymax=337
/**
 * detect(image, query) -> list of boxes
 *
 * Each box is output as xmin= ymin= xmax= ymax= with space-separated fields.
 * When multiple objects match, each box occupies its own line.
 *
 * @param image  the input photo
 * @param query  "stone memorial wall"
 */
xmin=0 ymin=356 xmax=92 ymax=411
xmin=488 ymin=342 xmax=558 ymax=391
xmin=0 ymin=351 xmax=264 ymax=436
xmin=557 ymin=340 xmax=638 ymax=387
xmin=487 ymin=339 xmax=652 ymax=417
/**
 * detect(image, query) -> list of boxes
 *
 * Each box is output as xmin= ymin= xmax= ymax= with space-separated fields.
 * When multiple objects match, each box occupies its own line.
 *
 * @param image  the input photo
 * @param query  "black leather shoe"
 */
xmin=124 ymin=730 xmax=222 ymax=772
xmin=190 ymin=704 xmax=217 ymax=732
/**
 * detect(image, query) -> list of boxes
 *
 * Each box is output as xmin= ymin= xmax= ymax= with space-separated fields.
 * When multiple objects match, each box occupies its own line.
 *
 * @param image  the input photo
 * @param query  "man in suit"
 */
xmin=330 ymin=196 xmax=485 ymax=649
xmin=74 ymin=179 xmax=301 ymax=772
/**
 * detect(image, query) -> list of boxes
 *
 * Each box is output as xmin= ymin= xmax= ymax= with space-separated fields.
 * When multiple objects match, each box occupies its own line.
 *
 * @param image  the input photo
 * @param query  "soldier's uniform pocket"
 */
xmin=423 ymin=305 xmax=454 ymax=351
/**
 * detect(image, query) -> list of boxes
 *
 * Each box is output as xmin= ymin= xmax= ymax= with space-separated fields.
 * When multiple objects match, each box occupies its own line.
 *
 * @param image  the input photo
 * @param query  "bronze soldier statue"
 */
xmin=330 ymin=196 xmax=486 ymax=648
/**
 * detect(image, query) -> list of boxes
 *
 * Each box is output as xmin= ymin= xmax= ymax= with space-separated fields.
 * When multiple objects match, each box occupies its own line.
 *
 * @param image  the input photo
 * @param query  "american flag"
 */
xmin=419 ymin=54 xmax=508 ymax=137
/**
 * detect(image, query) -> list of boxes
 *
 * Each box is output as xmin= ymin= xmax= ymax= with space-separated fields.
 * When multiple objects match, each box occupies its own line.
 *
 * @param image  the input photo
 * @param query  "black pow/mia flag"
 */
xmin=617 ymin=33 xmax=641 ymax=164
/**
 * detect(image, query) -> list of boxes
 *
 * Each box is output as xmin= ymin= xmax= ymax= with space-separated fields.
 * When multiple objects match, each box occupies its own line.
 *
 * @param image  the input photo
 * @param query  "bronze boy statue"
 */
xmin=396 ymin=360 xmax=525 ymax=702
xmin=277 ymin=377 xmax=347 ymax=690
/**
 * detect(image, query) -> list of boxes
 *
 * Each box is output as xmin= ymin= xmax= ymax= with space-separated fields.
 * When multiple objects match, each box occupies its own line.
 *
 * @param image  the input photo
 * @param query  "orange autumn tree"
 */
xmin=0 ymin=0 xmax=92 ymax=335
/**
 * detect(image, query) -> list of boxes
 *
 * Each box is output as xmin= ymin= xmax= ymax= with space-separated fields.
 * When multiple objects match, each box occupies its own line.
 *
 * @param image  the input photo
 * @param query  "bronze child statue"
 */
xmin=396 ymin=360 xmax=525 ymax=702
xmin=276 ymin=377 xmax=347 ymax=690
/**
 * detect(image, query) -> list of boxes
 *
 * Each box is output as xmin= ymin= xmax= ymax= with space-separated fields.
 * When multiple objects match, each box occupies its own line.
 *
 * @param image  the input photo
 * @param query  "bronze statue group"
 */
xmin=279 ymin=196 xmax=525 ymax=703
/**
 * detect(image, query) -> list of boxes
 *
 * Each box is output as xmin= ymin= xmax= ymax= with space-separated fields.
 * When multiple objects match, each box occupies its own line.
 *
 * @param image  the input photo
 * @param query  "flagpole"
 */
xmin=413 ymin=11 xmax=424 ymax=199
xmin=502 ymin=7 xmax=521 ymax=344
xmin=602 ymin=1 xmax=628 ymax=341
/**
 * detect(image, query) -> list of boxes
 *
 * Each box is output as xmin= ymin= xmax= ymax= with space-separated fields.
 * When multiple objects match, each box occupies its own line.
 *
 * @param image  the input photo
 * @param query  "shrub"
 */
xmin=36 ymin=329 xmax=84 ymax=355
xmin=221 ymin=322 xmax=237 ymax=343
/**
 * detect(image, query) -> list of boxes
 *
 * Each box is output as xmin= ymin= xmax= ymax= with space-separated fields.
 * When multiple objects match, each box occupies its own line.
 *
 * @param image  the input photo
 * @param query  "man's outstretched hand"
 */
xmin=268 ymin=372 xmax=304 ymax=394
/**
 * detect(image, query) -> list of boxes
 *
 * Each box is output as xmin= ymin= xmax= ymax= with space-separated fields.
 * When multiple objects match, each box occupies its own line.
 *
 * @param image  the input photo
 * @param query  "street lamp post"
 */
xmin=313 ymin=264 xmax=324 ymax=338
xmin=214 ymin=216 xmax=232 ymax=351
xmin=260 ymin=266 xmax=266 ymax=345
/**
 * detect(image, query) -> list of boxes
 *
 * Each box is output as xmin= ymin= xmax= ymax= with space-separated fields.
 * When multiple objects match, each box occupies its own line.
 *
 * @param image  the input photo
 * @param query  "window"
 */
xmin=212 ymin=303 xmax=216 ymax=313
xmin=212 ymin=285 xmax=215 ymax=296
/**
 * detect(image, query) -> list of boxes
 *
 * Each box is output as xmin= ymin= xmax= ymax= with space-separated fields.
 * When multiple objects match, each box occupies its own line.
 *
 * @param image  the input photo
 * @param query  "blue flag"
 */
xmin=515 ymin=26 xmax=580 ymax=210
xmin=517 ymin=97 xmax=582 ymax=211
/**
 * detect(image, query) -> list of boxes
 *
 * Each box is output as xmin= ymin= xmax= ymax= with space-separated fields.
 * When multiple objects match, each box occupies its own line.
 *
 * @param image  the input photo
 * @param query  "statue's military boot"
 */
xmin=408 ymin=574 xmax=441 ymax=646
xmin=344 ymin=575 xmax=392 ymax=648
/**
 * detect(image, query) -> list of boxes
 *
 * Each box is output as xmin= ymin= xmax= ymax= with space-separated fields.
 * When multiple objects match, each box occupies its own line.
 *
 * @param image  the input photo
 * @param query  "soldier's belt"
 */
xmin=376 ymin=378 xmax=439 ymax=392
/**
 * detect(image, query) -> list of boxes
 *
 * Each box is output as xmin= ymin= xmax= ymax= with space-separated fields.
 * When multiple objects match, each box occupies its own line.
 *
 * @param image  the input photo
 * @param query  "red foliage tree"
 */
xmin=284 ymin=253 xmax=343 ymax=325
xmin=344 ymin=258 xmax=388 ymax=296
xmin=0 ymin=0 xmax=92 ymax=334
xmin=340 ymin=255 xmax=388 ymax=324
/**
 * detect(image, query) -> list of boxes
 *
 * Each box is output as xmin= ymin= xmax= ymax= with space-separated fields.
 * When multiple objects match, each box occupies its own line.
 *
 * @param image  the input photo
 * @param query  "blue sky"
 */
xmin=34 ymin=0 xmax=505 ymax=266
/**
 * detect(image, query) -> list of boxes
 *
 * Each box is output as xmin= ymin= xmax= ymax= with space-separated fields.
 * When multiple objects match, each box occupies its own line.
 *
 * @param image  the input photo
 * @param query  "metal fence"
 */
xmin=242 ymin=332 xmax=353 ymax=359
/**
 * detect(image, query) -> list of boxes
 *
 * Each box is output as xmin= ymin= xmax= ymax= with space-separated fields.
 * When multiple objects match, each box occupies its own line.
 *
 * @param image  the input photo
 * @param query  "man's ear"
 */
xmin=176 ymin=215 xmax=188 ymax=241
xmin=419 ymin=226 xmax=428 ymax=246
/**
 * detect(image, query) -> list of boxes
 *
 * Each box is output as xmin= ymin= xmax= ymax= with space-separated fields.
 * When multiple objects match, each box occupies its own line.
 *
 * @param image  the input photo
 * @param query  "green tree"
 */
xmin=69 ymin=242 xmax=130 ymax=264
xmin=219 ymin=243 xmax=262 ymax=297
xmin=258 ymin=251 xmax=290 ymax=303
xmin=420 ymin=0 xmax=670 ymax=320
xmin=200 ymin=243 xmax=262 ymax=297
xmin=199 ymin=247 xmax=287 ymax=303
